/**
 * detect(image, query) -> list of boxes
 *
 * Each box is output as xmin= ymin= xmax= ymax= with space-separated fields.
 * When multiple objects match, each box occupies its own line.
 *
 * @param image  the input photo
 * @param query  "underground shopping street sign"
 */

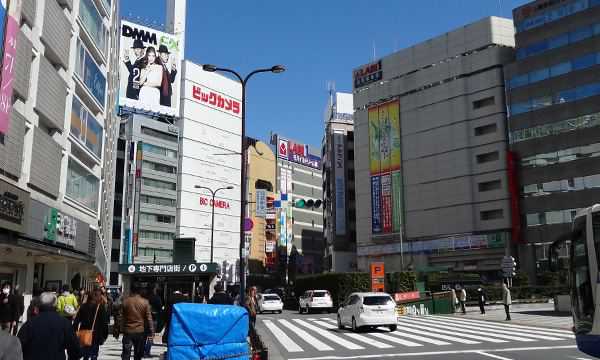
xmin=119 ymin=263 xmax=217 ymax=275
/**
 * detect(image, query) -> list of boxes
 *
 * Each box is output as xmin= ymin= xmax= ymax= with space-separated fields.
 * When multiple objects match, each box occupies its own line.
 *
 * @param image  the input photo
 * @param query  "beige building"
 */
xmin=247 ymin=140 xmax=277 ymax=272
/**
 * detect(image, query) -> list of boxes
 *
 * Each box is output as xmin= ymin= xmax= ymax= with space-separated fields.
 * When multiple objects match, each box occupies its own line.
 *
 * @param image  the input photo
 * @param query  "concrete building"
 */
xmin=353 ymin=17 xmax=515 ymax=277
xmin=506 ymin=0 xmax=600 ymax=280
xmin=0 ymin=0 xmax=119 ymax=296
xmin=322 ymin=91 xmax=357 ymax=272
xmin=272 ymin=134 xmax=324 ymax=276
xmin=247 ymin=139 xmax=277 ymax=273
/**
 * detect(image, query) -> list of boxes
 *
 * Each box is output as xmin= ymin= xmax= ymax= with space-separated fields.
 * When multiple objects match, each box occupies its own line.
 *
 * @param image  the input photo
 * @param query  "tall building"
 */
xmin=322 ymin=91 xmax=357 ymax=272
xmin=247 ymin=139 xmax=277 ymax=274
xmin=0 ymin=0 xmax=119 ymax=295
xmin=272 ymin=134 xmax=324 ymax=276
xmin=353 ymin=17 xmax=515 ymax=277
xmin=506 ymin=0 xmax=600 ymax=280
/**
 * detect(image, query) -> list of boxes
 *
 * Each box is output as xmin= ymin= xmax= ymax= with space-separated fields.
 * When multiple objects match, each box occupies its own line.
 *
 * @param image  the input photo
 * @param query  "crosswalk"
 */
xmin=259 ymin=315 xmax=575 ymax=354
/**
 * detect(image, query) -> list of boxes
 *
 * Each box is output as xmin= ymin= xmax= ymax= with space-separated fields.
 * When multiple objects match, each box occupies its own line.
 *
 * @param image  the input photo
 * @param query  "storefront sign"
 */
xmin=191 ymin=85 xmax=240 ymax=117
xmin=255 ymin=189 xmax=267 ymax=218
xmin=199 ymin=197 xmax=231 ymax=209
xmin=353 ymin=60 xmax=382 ymax=89
xmin=265 ymin=241 xmax=275 ymax=253
xmin=277 ymin=137 xmax=321 ymax=169
xmin=370 ymin=262 xmax=385 ymax=292
xmin=43 ymin=208 xmax=77 ymax=248
xmin=120 ymin=262 xmax=217 ymax=274
xmin=0 ymin=179 xmax=28 ymax=233
xmin=394 ymin=291 xmax=420 ymax=302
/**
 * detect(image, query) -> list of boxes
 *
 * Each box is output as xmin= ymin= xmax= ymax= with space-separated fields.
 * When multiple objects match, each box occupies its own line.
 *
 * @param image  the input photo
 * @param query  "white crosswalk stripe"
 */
xmin=258 ymin=315 xmax=573 ymax=355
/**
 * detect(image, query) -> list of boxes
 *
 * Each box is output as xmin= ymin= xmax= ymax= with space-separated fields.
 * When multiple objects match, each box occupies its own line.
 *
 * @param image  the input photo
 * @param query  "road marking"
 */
xmin=385 ymin=329 xmax=450 ymax=345
xmin=262 ymin=320 xmax=304 ymax=352
xmin=391 ymin=320 xmax=481 ymax=344
xmin=343 ymin=332 xmax=395 ymax=349
xmin=476 ymin=351 xmax=513 ymax=360
xmin=432 ymin=316 xmax=573 ymax=339
xmin=292 ymin=319 xmax=364 ymax=350
xmin=321 ymin=318 xmax=337 ymax=324
xmin=402 ymin=317 xmax=537 ymax=342
xmin=368 ymin=332 xmax=423 ymax=347
xmin=286 ymin=344 xmax=577 ymax=360
xmin=278 ymin=319 xmax=334 ymax=351
xmin=397 ymin=317 xmax=507 ymax=343
xmin=307 ymin=318 xmax=317 ymax=320
xmin=415 ymin=316 xmax=565 ymax=341
xmin=437 ymin=315 xmax=574 ymax=335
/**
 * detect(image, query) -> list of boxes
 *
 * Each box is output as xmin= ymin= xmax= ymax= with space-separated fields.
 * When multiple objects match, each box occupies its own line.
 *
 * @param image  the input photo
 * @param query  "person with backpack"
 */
xmin=57 ymin=285 xmax=79 ymax=321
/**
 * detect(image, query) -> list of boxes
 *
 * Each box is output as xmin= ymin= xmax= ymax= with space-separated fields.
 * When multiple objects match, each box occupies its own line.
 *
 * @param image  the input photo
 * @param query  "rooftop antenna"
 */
xmin=372 ymin=41 xmax=377 ymax=61
xmin=498 ymin=0 xmax=502 ymax=15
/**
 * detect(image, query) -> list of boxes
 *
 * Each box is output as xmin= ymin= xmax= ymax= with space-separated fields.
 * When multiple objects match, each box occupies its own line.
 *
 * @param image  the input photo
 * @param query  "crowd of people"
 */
xmin=0 ymin=281 xmax=259 ymax=360
xmin=451 ymin=280 xmax=513 ymax=320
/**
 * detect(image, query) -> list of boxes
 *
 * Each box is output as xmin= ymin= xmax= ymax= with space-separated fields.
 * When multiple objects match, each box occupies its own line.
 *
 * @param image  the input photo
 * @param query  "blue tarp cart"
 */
xmin=167 ymin=303 xmax=250 ymax=360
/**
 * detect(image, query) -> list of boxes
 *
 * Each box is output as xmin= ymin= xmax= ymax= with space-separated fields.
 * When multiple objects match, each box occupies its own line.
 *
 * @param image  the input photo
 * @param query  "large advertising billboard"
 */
xmin=119 ymin=20 xmax=181 ymax=116
xmin=334 ymin=132 xmax=346 ymax=235
xmin=369 ymin=100 xmax=402 ymax=235
xmin=277 ymin=137 xmax=321 ymax=169
xmin=0 ymin=0 xmax=21 ymax=135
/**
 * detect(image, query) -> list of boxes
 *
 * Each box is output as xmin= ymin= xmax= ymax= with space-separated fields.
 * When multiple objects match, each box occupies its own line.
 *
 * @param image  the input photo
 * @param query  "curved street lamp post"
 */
xmin=202 ymin=64 xmax=285 ymax=304
xmin=194 ymin=185 xmax=234 ymax=264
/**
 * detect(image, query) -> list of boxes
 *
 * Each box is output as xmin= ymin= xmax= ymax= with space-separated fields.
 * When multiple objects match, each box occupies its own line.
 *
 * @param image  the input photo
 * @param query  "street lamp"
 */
xmin=202 ymin=63 xmax=285 ymax=304
xmin=194 ymin=185 xmax=234 ymax=264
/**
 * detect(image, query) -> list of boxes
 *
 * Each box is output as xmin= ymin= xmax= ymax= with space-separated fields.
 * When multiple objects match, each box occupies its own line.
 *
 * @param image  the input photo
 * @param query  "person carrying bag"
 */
xmin=73 ymin=289 xmax=109 ymax=360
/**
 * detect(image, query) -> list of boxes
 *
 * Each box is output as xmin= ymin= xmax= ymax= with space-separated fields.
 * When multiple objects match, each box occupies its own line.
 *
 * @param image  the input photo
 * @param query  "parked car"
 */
xmin=298 ymin=290 xmax=333 ymax=314
xmin=337 ymin=292 xmax=397 ymax=332
xmin=257 ymin=293 xmax=283 ymax=314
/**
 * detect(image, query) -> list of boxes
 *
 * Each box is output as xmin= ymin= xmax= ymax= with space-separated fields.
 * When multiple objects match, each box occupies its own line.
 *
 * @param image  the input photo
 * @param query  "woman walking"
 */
xmin=73 ymin=289 xmax=109 ymax=360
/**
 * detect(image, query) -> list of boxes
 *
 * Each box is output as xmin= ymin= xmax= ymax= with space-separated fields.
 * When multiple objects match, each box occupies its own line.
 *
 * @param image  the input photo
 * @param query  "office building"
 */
xmin=322 ymin=91 xmax=357 ymax=272
xmin=353 ymin=17 xmax=515 ymax=276
xmin=272 ymin=133 xmax=324 ymax=276
xmin=0 ymin=0 xmax=119 ymax=295
xmin=506 ymin=0 xmax=600 ymax=280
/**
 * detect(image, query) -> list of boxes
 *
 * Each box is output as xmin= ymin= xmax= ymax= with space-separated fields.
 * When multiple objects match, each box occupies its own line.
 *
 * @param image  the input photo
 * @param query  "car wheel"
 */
xmin=389 ymin=325 xmax=397 ymax=332
xmin=352 ymin=317 xmax=359 ymax=332
xmin=337 ymin=315 xmax=344 ymax=330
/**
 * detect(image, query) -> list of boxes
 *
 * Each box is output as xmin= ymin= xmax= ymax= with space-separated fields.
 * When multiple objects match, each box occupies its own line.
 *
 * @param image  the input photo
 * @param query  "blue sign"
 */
xmin=76 ymin=40 xmax=106 ymax=107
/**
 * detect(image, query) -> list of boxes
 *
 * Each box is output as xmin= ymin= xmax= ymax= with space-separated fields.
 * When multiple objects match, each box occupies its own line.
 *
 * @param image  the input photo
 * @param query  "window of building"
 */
xmin=71 ymin=97 xmax=103 ymax=158
xmin=138 ymin=247 xmax=173 ymax=258
xmin=526 ymin=213 xmax=543 ymax=226
xmin=478 ymin=180 xmax=501 ymax=192
xmin=476 ymin=151 xmax=499 ymax=164
xmin=550 ymin=62 xmax=571 ymax=77
xmin=473 ymin=96 xmax=495 ymax=109
xmin=141 ymin=127 xmax=178 ymax=142
xmin=529 ymin=68 xmax=549 ymax=83
xmin=142 ymin=143 xmax=177 ymax=159
xmin=572 ymin=53 xmax=596 ymax=70
xmin=570 ymin=26 xmax=593 ymax=43
xmin=66 ymin=159 xmax=99 ymax=210
xmin=139 ymin=231 xmax=174 ymax=241
xmin=78 ymin=0 xmax=106 ymax=53
xmin=140 ymin=195 xmax=176 ymax=207
xmin=480 ymin=209 xmax=503 ymax=220
xmin=140 ymin=213 xmax=175 ymax=224
xmin=75 ymin=40 xmax=106 ymax=107
xmin=474 ymin=123 xmax=497 ymax=136
xmin=142 ymin=161 xmax=176 ymax=174
xmin=143 ymin=178 xmax=176 ymax=191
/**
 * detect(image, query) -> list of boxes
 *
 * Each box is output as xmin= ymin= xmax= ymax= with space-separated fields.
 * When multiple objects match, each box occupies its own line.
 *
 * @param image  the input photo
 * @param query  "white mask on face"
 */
xmin=2 ymin=288 xmax=9 ymax=295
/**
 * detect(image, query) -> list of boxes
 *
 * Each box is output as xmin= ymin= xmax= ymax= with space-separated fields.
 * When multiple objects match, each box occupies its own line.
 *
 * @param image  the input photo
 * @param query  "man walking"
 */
xmin=208 ymin=283 xmax=233 ymax=305
xmin=17 ymin=292 xmax=81 ymax=360
xmin=457 ymin=285 xmax=467 ymax=314
xmin=502 ymin=281 xmax=512 ymax=321
xmin=117 ymin=287 xmax=154 ymax=360
xmin=477 ymin=287 xmax=486 ymax=315
xmin=57 ymin=285 xmax=79 ymax=321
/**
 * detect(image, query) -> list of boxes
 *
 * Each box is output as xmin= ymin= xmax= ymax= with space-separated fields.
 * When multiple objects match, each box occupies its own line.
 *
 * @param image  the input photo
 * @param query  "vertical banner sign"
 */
xmin=0 ymin=0 xmax=21 ymax=135
xmin=370 ymin=262 xmax=385 ymax=292
xmin=369 ymin=107 xmax=382 ymax=233
xmin=371 ymin=176 xmax=382 ymax=233
xmin=279 ymin=211 xmax=286 ymax=246
xmin=334 ymin=133 xmax=346 ymax=235
xmin=379 ymin=105 xmax=391 ymax=174
xmin=133 ymin=142 xmax=143 ymax=257
xmin=255 ymin=189 xmax=267 ymax=218
xmin=381 ymin=174 xmax=392 ymax=233
xmin=280 ymin=167 xmax=287 ymax=194
xmin=392 ymin=171 xmax=403 ymax=231
xmin=389 ymin=101 xmax=403 ymax=232
xmin=286 ymin=169 xmax=293 ymax=196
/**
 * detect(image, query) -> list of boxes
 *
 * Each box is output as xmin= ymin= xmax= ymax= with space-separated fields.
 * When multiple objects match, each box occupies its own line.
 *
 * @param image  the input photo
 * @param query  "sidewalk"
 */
xmin=452 ymin=302 xmax=573 ymax=330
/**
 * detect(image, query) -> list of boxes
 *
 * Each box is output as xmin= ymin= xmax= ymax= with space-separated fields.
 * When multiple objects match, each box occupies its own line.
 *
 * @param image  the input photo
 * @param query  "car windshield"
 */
xmin=264 ymin=295 xmax=280 ymax=301
xmin=363 ymin=296 xmax=394 ymax=306
xmin=313 ymin=291 xmax=329 ymax=297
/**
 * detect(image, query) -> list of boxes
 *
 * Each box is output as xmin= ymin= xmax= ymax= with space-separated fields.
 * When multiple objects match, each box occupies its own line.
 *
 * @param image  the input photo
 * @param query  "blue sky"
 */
xmin=120 ymin=0 xmax=528 ymax=147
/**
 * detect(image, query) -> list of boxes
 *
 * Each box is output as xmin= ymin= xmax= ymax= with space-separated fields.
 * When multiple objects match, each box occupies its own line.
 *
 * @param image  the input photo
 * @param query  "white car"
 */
xmin=337 ymin=292 xmax=397 ymax=332
xmin=298 ymin=290 xmax=333 ymax=314
xmin=258 ymin=293 xmax=283 ymax=314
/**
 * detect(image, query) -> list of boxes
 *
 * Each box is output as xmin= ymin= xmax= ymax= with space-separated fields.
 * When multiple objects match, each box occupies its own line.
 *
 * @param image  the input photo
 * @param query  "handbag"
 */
xmin=77 ymin=304 xmax=100 ymax=347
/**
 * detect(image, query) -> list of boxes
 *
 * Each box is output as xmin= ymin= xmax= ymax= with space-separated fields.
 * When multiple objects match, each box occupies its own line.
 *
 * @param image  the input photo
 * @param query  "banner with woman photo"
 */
xmin=118 ymin=20 xmax=181 ymax=116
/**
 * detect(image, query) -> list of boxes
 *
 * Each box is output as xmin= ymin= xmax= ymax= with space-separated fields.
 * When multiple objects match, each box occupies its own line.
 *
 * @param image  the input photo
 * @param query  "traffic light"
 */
xmin=294 ymin=199 xmax=322 ymax=208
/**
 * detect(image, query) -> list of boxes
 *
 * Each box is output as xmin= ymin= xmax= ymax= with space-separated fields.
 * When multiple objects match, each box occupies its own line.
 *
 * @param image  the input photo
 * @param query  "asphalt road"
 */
xmin=255 ymin=310 xmax=587 ymax=360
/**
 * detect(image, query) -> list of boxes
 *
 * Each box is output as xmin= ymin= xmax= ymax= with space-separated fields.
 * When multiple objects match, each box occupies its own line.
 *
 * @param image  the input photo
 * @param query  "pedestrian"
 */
xmin=73 ymin=288 xmax=109 ymax=360
xmin=17 ymin=292 xmax=81 ymax=360
xmin=244 ymin=287 xmax=258 ymax=332
xmin=117 ymin=287 xmax=154 ymax=360
xmin=26 ymin=287 xmax=43 ymax=320
xmin=0 ymin=329 xmax=22 ymax=360
xmin=477 ymin=287 xmax=486 ymax=315
xmin=502 ymin=281 xmax=512 ymax=321
xmin=11 ymin=285 xmax=24 ymax=336
xmin=57 ymin=285 xmax=79 ymax=321
xmin=162 ymin=290 xmax=185 ymax=345
xmin=79 ymin=289 xmax=88 ymax=305
xmin=457 ymin=285 xmax=467 ymax=314
xmin=450 ymin=288 xmax=458 ymax=312
xmin=143 ymin=288 xmax=162 ymax=358
xmin=0 ymin=282 xmax=17 ymax=334
xmin=208 ymin=283 xmax=234 ymax=305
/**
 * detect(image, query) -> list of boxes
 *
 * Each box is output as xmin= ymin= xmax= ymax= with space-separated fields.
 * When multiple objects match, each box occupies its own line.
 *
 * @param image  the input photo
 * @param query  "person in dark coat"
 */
xmin=11 ymin=285 xmax=24 ymax=335
xmin=17 ymin=292 xmax=81 ymax=360
xmin=124 ymin=39 xmax=146 ymax=100
xmin=158 ymin=44 xmax=177 ymax=107
xmin=208 ymin=283 xmax=233 ymax=305
xmin=0 ymin=282 xmax=17 ymax=334
xmin=26 ymin=287 xmax=43 ymax=320
xmin=477 ymin=287 xmax=486 ymax=315
xmin=0 ymin=330 xmax=22 ymax=360
xmin=73 ymin=289 xmax=109 ymax=360
xmin=162 ymin=290 xmax=186 ymax=345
